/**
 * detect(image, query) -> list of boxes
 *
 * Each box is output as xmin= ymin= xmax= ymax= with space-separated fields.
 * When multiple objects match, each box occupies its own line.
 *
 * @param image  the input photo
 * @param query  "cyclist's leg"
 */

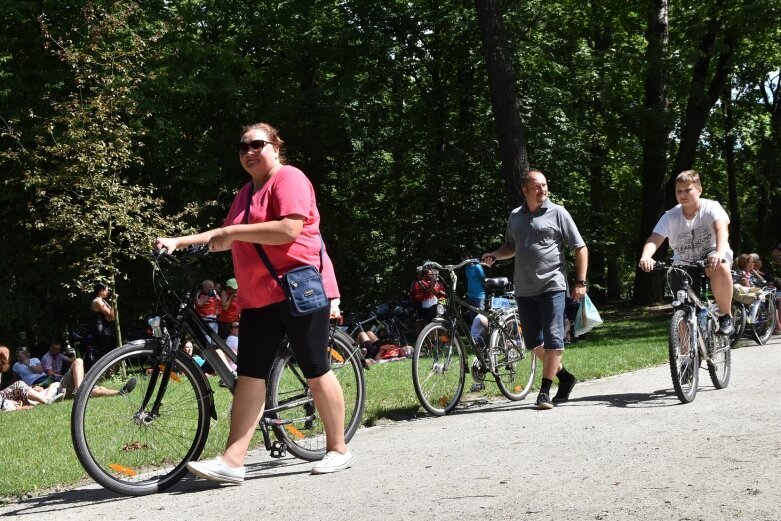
xmin=705 ymin=252 xmax=735 ymax=316
xmin=283 ymin=305 xmax=348 ymax=455
xmin=220 ymin=306 xmax=283 ymax=468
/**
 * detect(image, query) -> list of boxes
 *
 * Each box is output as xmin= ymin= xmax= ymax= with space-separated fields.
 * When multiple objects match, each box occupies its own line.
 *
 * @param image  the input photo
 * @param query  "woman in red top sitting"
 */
xmin=218 ymin=278 xmax=241 ymax=338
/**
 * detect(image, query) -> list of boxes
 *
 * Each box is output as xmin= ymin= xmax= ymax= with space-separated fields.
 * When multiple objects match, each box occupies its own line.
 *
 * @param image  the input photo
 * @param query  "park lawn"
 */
xmin=0 ymin=308 xmax=670 ymax=501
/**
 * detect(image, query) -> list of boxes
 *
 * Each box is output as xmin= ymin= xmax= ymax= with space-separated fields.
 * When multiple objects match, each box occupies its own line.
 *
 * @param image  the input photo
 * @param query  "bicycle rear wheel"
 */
xmin=412 ymin=322 xmax=466 ymax=416
xmin=668 ymin=310 xmax=699 ymax=403
xmin=707 ymin=328 xmax=731 ymax=389
xmin=71 ymin=341 xmax=211 ymax=495
xmin=729 ymin=301 xmax=746 ymax=349
xmin=267 ymin=330 xmax=366 ymax=461
xmin=754 ymin=297 xmax=776 ymax=345
xmin=489 ymin=313 xmax=535 ymax=401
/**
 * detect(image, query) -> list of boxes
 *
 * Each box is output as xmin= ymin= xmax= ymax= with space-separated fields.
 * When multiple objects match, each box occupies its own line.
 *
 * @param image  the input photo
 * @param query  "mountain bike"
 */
xmin=70 ymin=245 xmax=366 ymax=496
xmin=411 ymin=259 xmax=536 ymax=416
xmin=655 ymin=260 xmax=731 ymax=403
xmin=343 ymin=300 xmax=414 ymax=346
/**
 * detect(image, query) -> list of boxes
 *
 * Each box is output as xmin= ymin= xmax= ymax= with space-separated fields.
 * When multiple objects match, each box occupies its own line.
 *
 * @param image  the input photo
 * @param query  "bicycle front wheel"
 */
xmin=668 ymin=310 xmax=699 ymax=404
xmin=707 ymin=328 xmax=731 ymax=389
xmin=412 ymin=322 xmax=466 ymax=416
xmin=489 ymin=313 xmax=535 ymax=401
xmin=267 ymin=330 xmax=366 ymax=461
xmin=71 ymin=340 xmax=211 ymax=496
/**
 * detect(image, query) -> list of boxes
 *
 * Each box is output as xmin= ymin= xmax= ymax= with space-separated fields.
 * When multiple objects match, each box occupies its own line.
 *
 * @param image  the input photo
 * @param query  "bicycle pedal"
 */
xmin=270 ymin=441 xmax=287 ymax=458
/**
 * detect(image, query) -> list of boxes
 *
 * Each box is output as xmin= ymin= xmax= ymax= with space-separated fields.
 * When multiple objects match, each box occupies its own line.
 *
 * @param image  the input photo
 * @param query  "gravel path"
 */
xmin=3 ymin=336 xmax=780 ymax=521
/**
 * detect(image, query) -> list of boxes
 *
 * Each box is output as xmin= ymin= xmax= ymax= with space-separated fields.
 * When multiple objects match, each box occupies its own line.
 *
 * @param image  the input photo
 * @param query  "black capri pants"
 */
xmin=236 ymin=300 xmax=331 ymax=380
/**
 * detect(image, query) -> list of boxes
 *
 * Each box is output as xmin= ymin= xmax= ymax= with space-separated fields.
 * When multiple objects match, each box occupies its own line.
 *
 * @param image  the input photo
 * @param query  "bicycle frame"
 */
xmin=147 ymin=248 xmax=356 ymax=457
xmin=424 ymin=259 xmax=517 ymax=374
xmin=666 ymin=263 xmax=716 ymax=362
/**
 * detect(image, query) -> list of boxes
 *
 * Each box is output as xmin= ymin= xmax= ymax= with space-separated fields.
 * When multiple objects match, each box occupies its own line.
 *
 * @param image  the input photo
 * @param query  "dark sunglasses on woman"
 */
xmin=237 ymin=139 xmax=271 ymax=155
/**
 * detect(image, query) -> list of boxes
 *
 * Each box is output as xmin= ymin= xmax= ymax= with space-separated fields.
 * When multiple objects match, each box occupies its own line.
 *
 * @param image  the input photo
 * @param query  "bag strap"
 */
xmin=243 ymin=183 xmax=323 ymax=289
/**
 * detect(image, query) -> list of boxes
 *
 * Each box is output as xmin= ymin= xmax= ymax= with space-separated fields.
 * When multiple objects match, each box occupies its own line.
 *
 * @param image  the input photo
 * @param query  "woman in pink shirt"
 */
xmin=155 ymin=122 xmax=353 ymax=482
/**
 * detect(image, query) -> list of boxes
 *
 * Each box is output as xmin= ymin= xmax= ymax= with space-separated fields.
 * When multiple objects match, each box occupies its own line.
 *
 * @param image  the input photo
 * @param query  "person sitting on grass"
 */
xmin=355 ymin=331 xmax=412 ymax=367
xmin=1 ymin=345 xmax=64 ymax=410
xmin=12 ymin=346 xmax=51 ymax=387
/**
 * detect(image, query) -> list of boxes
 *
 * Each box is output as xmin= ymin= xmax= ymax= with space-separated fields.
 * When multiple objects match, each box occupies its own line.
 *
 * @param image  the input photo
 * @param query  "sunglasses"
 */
xmin=231 ymin=325 xmax=239 ymax=329
xmin=237 ymin=139 xmax=272 ymax=155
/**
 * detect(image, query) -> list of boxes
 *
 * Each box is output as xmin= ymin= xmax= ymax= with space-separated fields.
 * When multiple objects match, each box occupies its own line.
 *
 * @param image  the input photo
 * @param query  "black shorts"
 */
xmin=236 ymin=301 xmax=331 ymax=380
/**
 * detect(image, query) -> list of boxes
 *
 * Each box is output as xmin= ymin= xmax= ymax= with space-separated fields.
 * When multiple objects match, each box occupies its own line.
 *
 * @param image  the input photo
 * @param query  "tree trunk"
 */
xmin=756 ymin=74 xmax=781 ymax=249
xmin=723 ymin=80 xmax=741 ymax=254
xmin=667 ymin=11 xmax=739 ymax=204
xmin=586 ymin=1 xmax=612 ymax=305
xmin=475 ymin=0 xmax=529 ymax=210
xmin=632 ymin=0 xmax=669 ymax=305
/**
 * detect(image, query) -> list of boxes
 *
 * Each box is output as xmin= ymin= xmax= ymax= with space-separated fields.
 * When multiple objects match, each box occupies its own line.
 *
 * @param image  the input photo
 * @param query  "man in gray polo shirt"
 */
xmin=483 ymin=170 xmax=588 ymax=409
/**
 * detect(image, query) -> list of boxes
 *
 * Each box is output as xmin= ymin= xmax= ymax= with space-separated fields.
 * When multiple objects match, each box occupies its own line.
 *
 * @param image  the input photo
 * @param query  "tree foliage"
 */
xmin=1 ymin=0 xmax=780 ymax=347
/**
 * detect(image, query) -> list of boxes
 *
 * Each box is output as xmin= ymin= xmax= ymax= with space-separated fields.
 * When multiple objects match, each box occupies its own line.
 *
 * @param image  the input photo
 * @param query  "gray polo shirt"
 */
xmin=503 ymin=199 xmax=585 ymax=296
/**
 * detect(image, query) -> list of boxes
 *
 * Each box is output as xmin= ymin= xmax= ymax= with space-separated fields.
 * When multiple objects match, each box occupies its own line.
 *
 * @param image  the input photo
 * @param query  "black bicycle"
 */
xmin=70 ymin=246 xmax=366 ymax=496
xmin=411 ymin=259 xmax=536 ymax=415
xmin=343 ymin=300 xmax=414 ymax=346
xmin=655 ymin=260 xmax=731 ymax=403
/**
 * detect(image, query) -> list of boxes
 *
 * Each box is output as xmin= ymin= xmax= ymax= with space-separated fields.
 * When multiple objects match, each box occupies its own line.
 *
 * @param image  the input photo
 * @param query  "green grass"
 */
xmin=0 ymin=307 xmax=670 ymax=501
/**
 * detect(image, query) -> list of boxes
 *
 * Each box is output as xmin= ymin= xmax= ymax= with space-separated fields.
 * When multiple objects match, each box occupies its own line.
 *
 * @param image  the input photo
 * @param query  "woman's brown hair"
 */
xmin=0 ymin=345 xmax=10 ymax=373
xmin=239 ymin=122 xmax=287 ymax=164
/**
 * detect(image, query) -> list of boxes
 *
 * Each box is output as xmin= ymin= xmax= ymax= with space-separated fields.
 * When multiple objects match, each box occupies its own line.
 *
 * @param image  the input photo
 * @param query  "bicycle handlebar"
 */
xmin=653 ymin=258 xmax=725 ymax=271
xmin=420 ymin=258 xmax=483 ymax=272
xmin=152 ymin=244 xmax=210 ymax=265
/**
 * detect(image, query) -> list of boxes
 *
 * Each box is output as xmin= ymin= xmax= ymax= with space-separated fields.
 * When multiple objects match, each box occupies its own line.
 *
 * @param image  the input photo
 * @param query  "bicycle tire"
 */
xmin=71 ymin=340 xmax=211 ymax=496
xmin=668 ymin=309 xmax=699 ymax=404
xmin=412 ymin=321 xmax=466 ymax=416
xmin=729 ymin=301 xmax=746 ymax=349
xmin=489 ymin=313 xmax=536 ymax=401
xmin=267 ymin=329 xmax=366 ymax=461
xmin=754 ymin=297 xmax=776 ymax=345
xmin=706 ymin=327 xmax=731 ymax=389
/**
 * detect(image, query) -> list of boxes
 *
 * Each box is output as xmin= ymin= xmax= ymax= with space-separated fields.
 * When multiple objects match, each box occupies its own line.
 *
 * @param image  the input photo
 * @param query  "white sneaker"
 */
xmin=311 ymin=450 xmax=355 ymax=475
xmin=47 ymin=392 xmax=65 ymax=405
xmin=186 ymin=457 xmax=245 ymax=484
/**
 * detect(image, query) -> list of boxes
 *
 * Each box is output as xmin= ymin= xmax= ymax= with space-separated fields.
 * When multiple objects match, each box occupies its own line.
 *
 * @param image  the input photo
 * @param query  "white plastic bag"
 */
xmin=574 ymin=294 xmax=603 ymax=337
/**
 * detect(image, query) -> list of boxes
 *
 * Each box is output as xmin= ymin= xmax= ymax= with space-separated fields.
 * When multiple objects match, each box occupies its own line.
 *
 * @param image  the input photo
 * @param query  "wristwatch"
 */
xmin=575 ymin=280 xmax=587 ymax=286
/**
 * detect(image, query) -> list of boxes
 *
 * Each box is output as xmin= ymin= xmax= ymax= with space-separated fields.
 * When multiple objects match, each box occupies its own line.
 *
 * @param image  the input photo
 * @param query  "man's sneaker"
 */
xmin=311 ymin=450 xmax=355 ymax=474
xmin=536 ymin=392 xmax=554 ymax=410
xmin=118 ymin=377 xmax=137 ymax=396
xmin=552 ymin=374 xmax=577 ymax=403
xmin=718 ymin=314 xmax=735 ymax=336
xmin=47 ymin=392 xmax=65 ymax=405
xmin=187 ymin=457 xmax=245 ymax=484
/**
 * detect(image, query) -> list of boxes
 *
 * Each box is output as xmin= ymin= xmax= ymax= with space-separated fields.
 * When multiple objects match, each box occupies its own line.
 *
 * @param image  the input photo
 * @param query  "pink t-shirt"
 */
xmin=223 ymin=165 xmax=340 ymax=309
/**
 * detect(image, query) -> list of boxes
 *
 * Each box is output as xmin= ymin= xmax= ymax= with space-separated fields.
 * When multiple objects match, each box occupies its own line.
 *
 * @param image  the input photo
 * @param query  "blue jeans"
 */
xmin=515 ymin=291 xmax=566 ymax=350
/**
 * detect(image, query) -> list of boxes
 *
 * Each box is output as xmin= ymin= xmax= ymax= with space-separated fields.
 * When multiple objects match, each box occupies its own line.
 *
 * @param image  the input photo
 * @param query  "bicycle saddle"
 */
xmin=484 ymin=277 xmax=510 ymax=290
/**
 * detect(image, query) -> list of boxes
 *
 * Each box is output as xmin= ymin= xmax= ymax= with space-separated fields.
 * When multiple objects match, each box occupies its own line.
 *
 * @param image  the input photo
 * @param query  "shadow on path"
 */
xmin=0 ymin=458 xmax=302 ymax=518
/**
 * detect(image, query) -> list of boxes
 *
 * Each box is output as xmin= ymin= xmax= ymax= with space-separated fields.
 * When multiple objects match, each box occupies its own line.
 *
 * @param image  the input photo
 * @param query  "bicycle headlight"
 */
xmin=672 ymin=290 xmax=687 ymax=307
xmin=147 ymin=316 xmax=163 ymax=338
